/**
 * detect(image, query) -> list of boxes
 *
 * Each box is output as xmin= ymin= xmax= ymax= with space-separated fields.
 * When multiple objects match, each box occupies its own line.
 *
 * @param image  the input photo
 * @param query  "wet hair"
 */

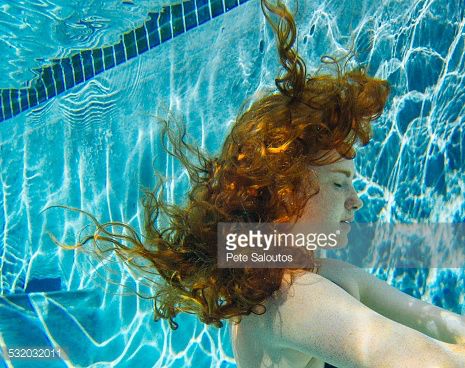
xmin=52 ymin=0 xmax=390 ymax=329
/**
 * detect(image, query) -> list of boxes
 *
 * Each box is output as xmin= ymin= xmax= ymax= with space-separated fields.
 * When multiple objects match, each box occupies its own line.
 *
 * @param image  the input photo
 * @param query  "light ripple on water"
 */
xmin=0 ymin=0 xmax=464 ymax=366
xmin=60 ymin=78 xmax=119 ymax=131
xmin=0 ymin=0 xmax=183 ymax=88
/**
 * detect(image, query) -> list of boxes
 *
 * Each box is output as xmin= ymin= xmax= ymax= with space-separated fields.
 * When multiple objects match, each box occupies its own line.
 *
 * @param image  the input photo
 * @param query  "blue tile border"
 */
xmin=0 ymin=0 xmax=247 ymax=123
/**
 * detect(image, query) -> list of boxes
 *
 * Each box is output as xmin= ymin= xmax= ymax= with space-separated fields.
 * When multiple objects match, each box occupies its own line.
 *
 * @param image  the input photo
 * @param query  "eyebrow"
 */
xmin=330 ymin=169 xmax=356 ymax=178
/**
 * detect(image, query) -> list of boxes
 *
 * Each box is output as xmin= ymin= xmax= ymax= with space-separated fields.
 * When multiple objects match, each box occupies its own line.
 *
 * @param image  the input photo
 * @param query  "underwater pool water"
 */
xmin=0 ymin=0 xmax=464 ymax=367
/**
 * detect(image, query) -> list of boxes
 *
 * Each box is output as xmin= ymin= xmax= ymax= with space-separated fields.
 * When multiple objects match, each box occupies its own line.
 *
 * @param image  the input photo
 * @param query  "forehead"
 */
xmin=311 ymin=158 xmax=356 ymax=177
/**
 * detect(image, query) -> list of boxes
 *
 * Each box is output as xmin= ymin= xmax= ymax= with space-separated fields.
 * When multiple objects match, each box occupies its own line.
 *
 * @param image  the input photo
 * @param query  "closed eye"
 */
xmin=333 ymin=182 xmax=343 ymax=188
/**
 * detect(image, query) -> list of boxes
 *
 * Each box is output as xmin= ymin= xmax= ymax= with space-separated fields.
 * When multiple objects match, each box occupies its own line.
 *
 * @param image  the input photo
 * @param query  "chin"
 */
xmin=334 ymin=223 xmax=350 ymax=248
xmin=338 ymin=235 xmax=349 ymax=248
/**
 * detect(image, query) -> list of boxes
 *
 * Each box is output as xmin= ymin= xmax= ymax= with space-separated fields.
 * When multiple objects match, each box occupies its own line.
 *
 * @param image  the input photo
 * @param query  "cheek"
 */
xmin=301 ymin=190 xmax=332 ymax=220
xmin=312 ymin=186 xmax=346 ymax=216
xmin=312 ymin=185 xmax=333 ymax=203
xmin=321 ymin=185 xmax=346 ymax=204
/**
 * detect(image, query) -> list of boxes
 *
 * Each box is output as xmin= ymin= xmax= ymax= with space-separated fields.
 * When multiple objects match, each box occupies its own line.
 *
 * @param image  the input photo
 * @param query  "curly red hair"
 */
xmin=52 ymin=0 xmax=390 ymax=329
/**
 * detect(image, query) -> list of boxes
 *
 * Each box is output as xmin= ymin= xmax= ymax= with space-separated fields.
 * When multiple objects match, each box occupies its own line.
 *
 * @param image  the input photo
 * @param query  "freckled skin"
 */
xmin=299 ymin=153 xmax=362 ymax=226
xmin=297 ymin=150 xmax=362 ymax=249
xmin=232 ymin=149 xmax=363 ymax=368
xmin=231 ymin=149 xmax=465 ymax=368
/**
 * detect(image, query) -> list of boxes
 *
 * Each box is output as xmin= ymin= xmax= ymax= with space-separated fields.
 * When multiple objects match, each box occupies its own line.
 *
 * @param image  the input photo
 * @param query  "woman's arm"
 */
xmin=269 ymin=270 xmax=465 ymax=368
xmin=359 ymin=267 xmax=465 ymax=344
xmin=316 ymin=258 xmax=465 ymax=344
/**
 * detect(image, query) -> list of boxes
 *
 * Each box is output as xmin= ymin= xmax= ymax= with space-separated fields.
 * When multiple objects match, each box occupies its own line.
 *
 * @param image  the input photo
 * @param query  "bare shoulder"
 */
xmin=263 ymin=265 xmax=464 ymax=367
xmin=262 ymin=267 xmax=362 ymax=347
xmin=272 ymin=265 xmax=358 ymax=311
xmin=262 ymin=269 xmax=368 ymax=364
xmin=233 ymin=264 xmax=465 ymax=367
xmin=312 ymin=258 xmax=362 ymax=301
xmin=233 ymin=271 xmax=333 ymax=333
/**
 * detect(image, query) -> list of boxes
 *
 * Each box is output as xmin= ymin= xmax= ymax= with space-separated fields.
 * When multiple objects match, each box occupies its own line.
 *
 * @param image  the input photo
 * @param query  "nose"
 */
xmin=345 ymin=188 xmax=363 ymax=211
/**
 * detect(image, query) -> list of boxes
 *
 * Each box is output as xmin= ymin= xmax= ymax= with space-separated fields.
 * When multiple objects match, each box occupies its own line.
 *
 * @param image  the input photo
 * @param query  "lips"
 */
xmin=340 ymin=218 xmax=354 ymax=223
xmin=339 ymin=221 xmax=351 ymax=232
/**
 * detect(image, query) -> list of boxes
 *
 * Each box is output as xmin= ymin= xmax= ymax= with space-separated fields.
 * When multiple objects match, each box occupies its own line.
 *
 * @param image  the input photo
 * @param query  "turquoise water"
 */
xmin=0 ymin=0 xmax=464 ymax=367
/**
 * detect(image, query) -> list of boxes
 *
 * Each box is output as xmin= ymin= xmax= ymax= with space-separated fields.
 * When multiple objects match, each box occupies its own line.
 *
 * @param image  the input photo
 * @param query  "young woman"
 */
xmin=230 ymin=151 xmax=465 ymax=367
xmin=55 ymin=0 xmax=465 ymax=366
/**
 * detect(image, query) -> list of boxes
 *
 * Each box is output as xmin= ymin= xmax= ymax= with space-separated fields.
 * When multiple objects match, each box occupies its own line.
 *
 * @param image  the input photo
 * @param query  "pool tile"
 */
xmin=225 ymin=0 xmax=239 ymax=11
xmin=2 ymin=90 xmax=12 ymax=120
xmin=61 ymin=58 xmax=75 ymax=89
xmin=114 ymin=41 xmax=126 ymax=65
xmin=92 ymin=49 xmax=104 ymax=74
xmin=103 ymin=46 xmax=115 ymax=70
xmin=145 ymin=12 xmax=157 ymax=32
xmin=41 ymin=66 xmax=56 ymax=98
xmin=19 ymin=89 xmax=29 ymax=111
xmin=10 ymin=90 xmax=20 ymax=116
xmin=196 ymin=0 xmax=211 ymax=25
xmin=158 ymin=8 xmax=172 ymax=42
xmin=36 ymin=79 xmax=47 ymax=103
xmin=210 ymin=0 xmax=225 ymax=18
xmin=52 ymin=63 xmax=65 ymax=94
xmin=146 ymin=13 xmax=160 ymax=48
xmin=183 ymin=0 xmax=198 ymax=31
xmin=171 ymin=4 xmax=185 ymax=37
xmin=135 ymin=25 xmax=149 ymax=54
xmin=71 ymin=54 xmax=84 ymax=84
xmin=81 ymin=50 xmax=95 ymax=80
xmin=27 ymin=88 xmax=38 ymax=107
xmin=123 ymin=31 xmax=138 ymax=60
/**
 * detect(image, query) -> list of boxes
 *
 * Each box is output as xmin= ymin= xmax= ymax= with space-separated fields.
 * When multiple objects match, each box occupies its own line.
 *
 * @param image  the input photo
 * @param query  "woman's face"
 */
xmin=296 ymin=150 xmax=363 ymax=235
